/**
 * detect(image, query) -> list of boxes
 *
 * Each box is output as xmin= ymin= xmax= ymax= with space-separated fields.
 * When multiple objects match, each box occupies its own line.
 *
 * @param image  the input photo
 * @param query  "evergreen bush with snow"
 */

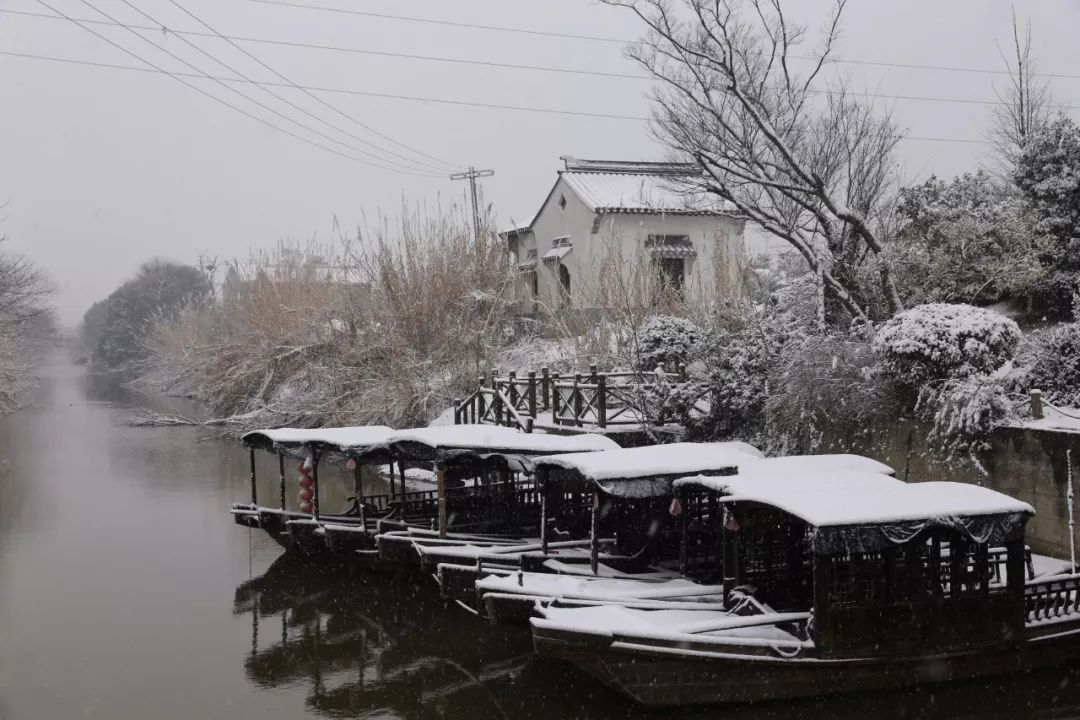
xmin=1018 ymin=322 xmax=1080 ymax=408
xmin=634 ymin=315 xmax=702 ymax=372
xmin=872 ymin=303 xmax=1021 ymax=386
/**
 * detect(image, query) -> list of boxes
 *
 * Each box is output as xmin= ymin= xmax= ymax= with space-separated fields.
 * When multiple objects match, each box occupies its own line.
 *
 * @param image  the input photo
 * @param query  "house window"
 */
xmin=528 ymin=270 xmax=538 ymax=299
xmin=558 ymin=264 xmax=571 ymax=301
xmin=558 ymin=194 xmax=567 ymax=211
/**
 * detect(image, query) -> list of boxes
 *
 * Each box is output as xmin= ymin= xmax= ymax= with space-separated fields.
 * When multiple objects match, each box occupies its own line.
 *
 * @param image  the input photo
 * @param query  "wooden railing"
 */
xmin=453 ymin=364 xmax=702 ymax=431
xmin=1026 ymin=574 xmax=1080 ymax=623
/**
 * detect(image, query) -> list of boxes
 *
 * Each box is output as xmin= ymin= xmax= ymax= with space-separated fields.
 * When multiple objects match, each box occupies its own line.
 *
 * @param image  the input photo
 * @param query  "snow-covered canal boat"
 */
xmin=232 ymin=423 xmax=619 ymax=559
xmin=466 ymin=453 xmax=895 ymax=622
xmin=439 ymin=442 xmax=763 ymax=618
xmin=531 ymin=472 xmax=1080 ymax=706
xmin=231 ymin=425 xmax=398 ymax=553
xmin=372 ymin=426 xmax=619 ymax=568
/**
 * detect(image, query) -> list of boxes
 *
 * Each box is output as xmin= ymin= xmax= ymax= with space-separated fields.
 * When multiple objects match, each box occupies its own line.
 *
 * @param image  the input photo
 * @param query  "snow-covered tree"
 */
xmin=991 ymin=11 xmax=1052 ymax=171
xmin=892 ymin=172 xmax=1043 ymax=305
xmin=872 ymin=303 xmax=1021 ymax=386
xmin=604 ymin=0 xmax=904 ymax=320
xmin=1014 ymin=115 xmax=1080 ymax=314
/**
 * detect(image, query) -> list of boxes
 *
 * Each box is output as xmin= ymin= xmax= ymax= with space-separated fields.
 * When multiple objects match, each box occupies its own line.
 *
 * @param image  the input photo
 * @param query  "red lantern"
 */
xmin=669 ymin=497 xmax=682 ymax=517
xmin=298 ymin=476 xmax=313 ymax=489
xmin=299 ymin=501 xmax=313 ymax=514
xmin=298 ymin=488 xmax=313 ymax=503
xmin=346 ymin=458 xmax=358 ymax=471
xmin=724 ymin=509 xmax=740 ymax=532
xmin=296 ymin=461 xmax=307 ymax=474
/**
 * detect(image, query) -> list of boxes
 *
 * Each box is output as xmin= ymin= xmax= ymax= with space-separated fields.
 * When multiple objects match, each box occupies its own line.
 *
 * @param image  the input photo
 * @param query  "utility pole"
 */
xmin=450 ymin=166 xmax=494 ymax=240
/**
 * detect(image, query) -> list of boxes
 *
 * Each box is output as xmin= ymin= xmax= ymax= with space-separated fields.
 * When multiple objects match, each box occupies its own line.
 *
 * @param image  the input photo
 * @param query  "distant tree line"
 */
xmin=82 ymin=260 xmax=210 ymax=369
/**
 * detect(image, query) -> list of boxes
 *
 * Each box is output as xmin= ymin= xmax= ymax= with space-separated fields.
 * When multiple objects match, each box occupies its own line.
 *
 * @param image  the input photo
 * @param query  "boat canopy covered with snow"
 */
xmin=531 ymin=472 xmax=1080 ymax=706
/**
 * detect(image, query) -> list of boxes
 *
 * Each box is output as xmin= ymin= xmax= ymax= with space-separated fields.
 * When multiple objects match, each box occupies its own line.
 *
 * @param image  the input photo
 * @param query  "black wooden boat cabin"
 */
xmin=470 ymin=452 xmax=890 ymax=621
xmin=233 ymin=426 xmax=397 ymax=553
xmin=531 ymin=471 xmax=1074 ymax=706
xmin=374 ymin=425 xmax=619 ymax=568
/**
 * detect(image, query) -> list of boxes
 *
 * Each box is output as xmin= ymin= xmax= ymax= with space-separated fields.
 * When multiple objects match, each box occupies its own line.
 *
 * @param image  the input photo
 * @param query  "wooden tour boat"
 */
xmin=232 ymin=423 xmax=618 ymax=561
xmin=445 ymin=442 xmax=764 ymax=620
xmin=470 ymin=452 xmax=897 ymax=622
xmin=531 ymin=470 xmax=1080 ymax=706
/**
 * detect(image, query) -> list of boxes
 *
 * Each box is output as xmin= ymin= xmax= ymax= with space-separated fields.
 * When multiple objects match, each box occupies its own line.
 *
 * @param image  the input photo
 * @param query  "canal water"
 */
xmin=2 ymin=354 xmax=1080 ymax=719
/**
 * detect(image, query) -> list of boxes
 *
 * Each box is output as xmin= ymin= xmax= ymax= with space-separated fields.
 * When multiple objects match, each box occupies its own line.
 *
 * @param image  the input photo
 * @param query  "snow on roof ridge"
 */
xmin=560 ymin=157 xmax=699 ymax=175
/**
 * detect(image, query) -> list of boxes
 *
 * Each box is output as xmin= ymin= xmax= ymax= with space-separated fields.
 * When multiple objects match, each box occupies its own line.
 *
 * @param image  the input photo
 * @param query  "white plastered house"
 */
xmin=503 ymin=157 xmax=778 ymax=315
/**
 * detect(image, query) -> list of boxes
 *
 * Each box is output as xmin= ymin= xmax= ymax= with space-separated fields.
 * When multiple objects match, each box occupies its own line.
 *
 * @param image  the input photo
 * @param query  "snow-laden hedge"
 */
xmin=635 ymin=315 xmax=702 ymax=372
xmin=872 ymin=303 xmax=1021 ymax=386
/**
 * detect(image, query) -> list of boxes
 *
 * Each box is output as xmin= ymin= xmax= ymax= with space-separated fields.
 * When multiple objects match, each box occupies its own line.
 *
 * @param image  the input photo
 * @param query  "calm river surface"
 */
xmin=3 ymin=354 xmax=1080 ymax=719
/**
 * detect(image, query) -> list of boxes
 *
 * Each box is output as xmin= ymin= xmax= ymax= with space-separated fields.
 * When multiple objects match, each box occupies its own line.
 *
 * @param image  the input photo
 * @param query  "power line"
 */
xmin=6 ymin=9 xmax=1079 ymax=112
xmin=28 ymin=0 xmax=440 ymax=175
xmin=112 ymin=0 xmax=445 ymax=175
xmin=0 ymin=49 xmax=993 ymax=145
xmin=0 ymin=9 xmax=647 ymax=80
xmin=248 ymin=0 xmax=1080 ymax=82
xmin=78 ymin=0 xmax=444 ymax=176
xmin=162 ymin=0 xmax=462 ymax=173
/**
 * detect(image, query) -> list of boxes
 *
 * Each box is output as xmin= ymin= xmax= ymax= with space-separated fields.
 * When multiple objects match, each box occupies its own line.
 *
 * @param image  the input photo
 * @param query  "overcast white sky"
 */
xmin=1 ymin=0 xmax=1078 ymax=323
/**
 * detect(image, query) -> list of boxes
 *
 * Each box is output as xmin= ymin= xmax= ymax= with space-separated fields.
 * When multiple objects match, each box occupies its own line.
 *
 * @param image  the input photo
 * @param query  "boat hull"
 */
xmin=533 ymin=622 xmax=1080 ymax=706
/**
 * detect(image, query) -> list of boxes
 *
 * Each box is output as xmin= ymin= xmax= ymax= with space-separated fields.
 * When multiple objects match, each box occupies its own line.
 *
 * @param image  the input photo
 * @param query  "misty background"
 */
xmin=1 ymin=0 xmax=1078 ymax=324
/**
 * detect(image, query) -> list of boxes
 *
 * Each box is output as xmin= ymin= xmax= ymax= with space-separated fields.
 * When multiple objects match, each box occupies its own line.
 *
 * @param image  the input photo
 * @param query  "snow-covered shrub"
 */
xmin=764 ymin=332 xmax=900 ymax=454
xmin=634 ymin=315 xmax=702 ymax=372
xmin=682 ymin=298 xmax=812 ymax=439
xmin=1017 ymin=322 xmax=1080 ymax=408
xmin=872 ymin=303 xmax=1021 ymax=387
xmin=917 ymin=375 xmax=1014 ymax=469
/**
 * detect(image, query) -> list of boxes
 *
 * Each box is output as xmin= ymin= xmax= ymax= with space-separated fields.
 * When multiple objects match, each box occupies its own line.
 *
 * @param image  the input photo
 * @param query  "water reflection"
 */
xmin=4 ymin=354 xmax=1080 ymax=719
xmin=234 ymin=554 xmax=538 ymax=719
xmin=234 ymin=553 xmax=1080 ymax=720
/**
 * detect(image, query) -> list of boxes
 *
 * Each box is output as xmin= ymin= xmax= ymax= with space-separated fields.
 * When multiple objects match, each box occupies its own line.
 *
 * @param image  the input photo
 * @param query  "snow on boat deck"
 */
xmin=478 ymin=572 xmax=716 ymax=601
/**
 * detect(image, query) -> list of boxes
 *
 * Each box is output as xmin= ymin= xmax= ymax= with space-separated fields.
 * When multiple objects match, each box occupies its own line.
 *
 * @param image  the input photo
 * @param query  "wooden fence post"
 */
xmin=452 ymin=398 xmax=460 ymax=425
xmin=597 ymin=374 xmax=607 ymax=428
xmin=527 ymin=371 xmax=537 ymax=419
xmin=551 ymin=372 xmax=561 ymax=425
xmin=541 ymin=366 xmax=550 ymax=411
xmin=573 ymin=373 xmax=583 ymax=427
xmin=589 ymin=363 xmax=599 ymax=384
xmin=1031 ymin=389 xmax=1044 ymax=419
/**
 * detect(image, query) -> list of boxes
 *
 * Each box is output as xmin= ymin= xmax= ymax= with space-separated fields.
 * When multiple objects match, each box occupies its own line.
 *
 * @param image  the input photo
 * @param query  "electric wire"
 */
xmin=114 ymin=0 xmax=447 ymax=174
xmin=247 ymin=0 xmax=1080 ymax=82
xmin=0 ymin=48 xmax=993 ymax=145
xmin=5 ymin=8 xmax=1077 ymax=113
xmin=162 ymin=0 xmax=462 ymax=172
xmin=75 ymin=0 xmax=443 ymax=176
xmin=29 ymin=0 xmax=441 ymax=175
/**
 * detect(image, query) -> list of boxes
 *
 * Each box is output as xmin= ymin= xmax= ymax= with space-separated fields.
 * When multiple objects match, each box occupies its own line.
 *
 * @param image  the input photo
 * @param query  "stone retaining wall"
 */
xmin=817 ymin=419 xmax=1080 ymax=559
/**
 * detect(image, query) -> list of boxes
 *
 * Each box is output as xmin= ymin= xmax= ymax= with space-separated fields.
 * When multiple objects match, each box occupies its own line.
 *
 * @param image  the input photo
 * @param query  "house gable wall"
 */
xmin=521 ymin=175 xmax=752 ymax=312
